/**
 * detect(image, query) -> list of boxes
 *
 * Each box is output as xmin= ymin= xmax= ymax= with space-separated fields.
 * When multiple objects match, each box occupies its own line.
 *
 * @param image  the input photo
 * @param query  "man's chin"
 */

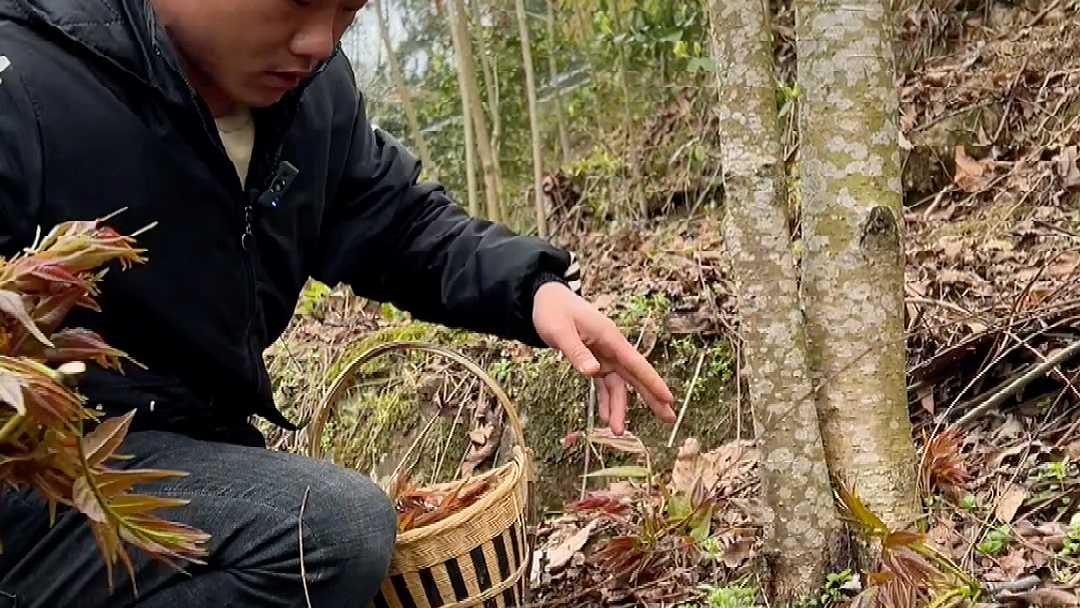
xmin=238 ymin=89 xmax=288 ymax=109
xmin=227 ymin=80 xmax=295 ymax=110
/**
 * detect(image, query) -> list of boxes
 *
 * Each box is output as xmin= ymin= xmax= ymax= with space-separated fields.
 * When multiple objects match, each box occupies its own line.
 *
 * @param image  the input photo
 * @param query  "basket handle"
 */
xmin=305 ymin=340 xmax=526 ymax=464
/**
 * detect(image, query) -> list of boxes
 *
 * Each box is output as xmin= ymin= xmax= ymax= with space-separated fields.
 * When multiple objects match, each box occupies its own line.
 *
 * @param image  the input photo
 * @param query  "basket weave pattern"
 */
xmin=308 ymin=341 xmax=533 ymax=608
xmin=372 ymin=514 xmax=528 ymax=608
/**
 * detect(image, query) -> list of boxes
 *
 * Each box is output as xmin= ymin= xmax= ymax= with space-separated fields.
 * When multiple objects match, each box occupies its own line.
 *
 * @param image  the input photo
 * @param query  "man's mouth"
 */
xmin=265 ymin=71 xmax=309 ymax=89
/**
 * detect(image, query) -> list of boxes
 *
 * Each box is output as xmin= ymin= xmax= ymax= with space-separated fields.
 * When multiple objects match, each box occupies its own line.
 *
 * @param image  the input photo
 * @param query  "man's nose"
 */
xmin=289 ymin=14 xmax=338 ymax=62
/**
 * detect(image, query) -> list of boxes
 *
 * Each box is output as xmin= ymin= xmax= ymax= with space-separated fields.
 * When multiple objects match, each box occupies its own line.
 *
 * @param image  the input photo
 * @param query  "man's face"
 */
xmin=151 ymin=0 xmax=365 ymax=115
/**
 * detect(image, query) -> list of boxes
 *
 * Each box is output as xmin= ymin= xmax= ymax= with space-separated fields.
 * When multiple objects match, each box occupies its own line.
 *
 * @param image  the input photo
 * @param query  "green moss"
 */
xmin=614 ymin=291 xmax=674 ymax=327
xmin=294 ymin=279 xmax=332 ymax=317
xmin=324 ymin=318 xmax=482 ymax=382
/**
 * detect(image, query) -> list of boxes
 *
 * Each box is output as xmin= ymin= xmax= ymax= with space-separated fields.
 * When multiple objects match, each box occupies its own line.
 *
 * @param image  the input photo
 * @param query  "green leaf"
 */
xmin=686 ymin=57 xmax=718 ymax=74
xmin=584 ymin=465 xmax=651 ymax=478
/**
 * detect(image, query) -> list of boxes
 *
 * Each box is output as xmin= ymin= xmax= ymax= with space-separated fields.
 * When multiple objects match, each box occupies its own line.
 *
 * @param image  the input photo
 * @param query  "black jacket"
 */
xmin=0 ymin=0 xmax=580 ymax=447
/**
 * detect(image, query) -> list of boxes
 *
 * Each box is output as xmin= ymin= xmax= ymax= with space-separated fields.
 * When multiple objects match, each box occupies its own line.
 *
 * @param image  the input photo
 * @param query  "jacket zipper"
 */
xmin=151 ymin=43 xmax=338 ymax=423
xmin=154 ymin=47 xmax=262 ymax=402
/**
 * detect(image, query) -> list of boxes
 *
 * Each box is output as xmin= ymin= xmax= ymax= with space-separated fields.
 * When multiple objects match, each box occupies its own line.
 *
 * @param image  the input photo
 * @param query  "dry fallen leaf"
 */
xmin=918 ymin=388 xmax=936 ymax=414
xmin=546 ymin=520 xmax=599 ymax=571
xmin=468 ymin=425 xmax=492 ymax=445
xmin=593 ymin=293 xmax=615 ymax=312
xmin=998 ymin=549 xmax=1028 ymax=579
xmin=995 ymin=483 xmax=1026 ymax=523
xmin=671 ymin=437 xmax=702 ymax=496
xmin=954 ymin=145 xmax=993 ymax=192
xmin=1048 ymin=251 xmax=1080 ymax=279
xmin=586 ymin=428 xmax=649 ymax=460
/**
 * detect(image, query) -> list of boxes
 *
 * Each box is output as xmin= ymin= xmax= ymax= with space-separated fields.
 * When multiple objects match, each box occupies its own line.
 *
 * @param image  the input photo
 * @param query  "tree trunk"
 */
xmin=707 ymin=0 xmax=841 ymax=600
xmin=471 ymin=2 xmax=506 ymax=204
xmin=545 ymin=0 xmax=572 ymax=165
xmin=460 ymin=71 xmax=480 ymax=217
xmin=795 ymin=0 xmax=920 ymax=541
xmin=515 ymin=0 xmax=548 ymax=237
xmin=373 ymin=0 xmax=438 ymax=181
xmin=448 ymin=0 xmax=503 ymax=222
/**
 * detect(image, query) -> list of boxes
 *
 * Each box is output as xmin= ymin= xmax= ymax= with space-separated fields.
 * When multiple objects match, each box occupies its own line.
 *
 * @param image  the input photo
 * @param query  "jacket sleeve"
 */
xmin=311 ymin=86 xmax=582 ymax=348
xmin=0 ymin=53 xmax=44 ymax=257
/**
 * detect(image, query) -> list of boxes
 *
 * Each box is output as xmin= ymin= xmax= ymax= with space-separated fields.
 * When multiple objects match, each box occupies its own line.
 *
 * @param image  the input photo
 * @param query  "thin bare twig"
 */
xmin=955 ymin=339 xmax=1080 ymax=427
xmin=299 ymin=485 xmax=313 ymax=608
xmin=581 ymin=381 xmax=596 ymax=500
xmin=667 ymin=352 xmax=706 ymax=448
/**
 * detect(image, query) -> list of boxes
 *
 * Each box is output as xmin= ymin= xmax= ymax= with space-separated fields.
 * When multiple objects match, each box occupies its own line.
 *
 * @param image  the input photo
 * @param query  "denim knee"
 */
xmin=299 ymin=463 xmax=397 ymax=603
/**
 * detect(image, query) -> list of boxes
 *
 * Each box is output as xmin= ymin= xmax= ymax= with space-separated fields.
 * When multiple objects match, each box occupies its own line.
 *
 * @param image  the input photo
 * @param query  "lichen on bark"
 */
xmin=708 ymin=0 xmax=841 ymax=600
xmin=795 ymin=0 xmax=920 ymax=540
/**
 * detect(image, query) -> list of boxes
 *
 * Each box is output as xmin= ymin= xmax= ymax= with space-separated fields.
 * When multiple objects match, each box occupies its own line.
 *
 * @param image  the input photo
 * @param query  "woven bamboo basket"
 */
xmin=306 ymin=340 xmax=532 ymax=608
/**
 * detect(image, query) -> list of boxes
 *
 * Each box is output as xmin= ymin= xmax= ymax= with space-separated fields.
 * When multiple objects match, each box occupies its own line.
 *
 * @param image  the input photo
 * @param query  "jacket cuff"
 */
xmin=531 ymin=251 xmax=582 ymax=298
xmin=520 ymin=252 xmax=583 ymax=348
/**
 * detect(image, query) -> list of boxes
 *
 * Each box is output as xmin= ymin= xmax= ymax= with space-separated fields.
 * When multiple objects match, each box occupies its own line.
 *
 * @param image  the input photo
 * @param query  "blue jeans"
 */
xmin=0 ymin=430 xmax=397 ymax=607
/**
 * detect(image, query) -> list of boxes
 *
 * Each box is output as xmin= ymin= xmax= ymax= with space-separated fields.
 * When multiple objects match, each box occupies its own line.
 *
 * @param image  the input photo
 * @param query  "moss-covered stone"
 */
xmin=503 ymin=333 xmax=741 ymax=512
xmin=311 ymin=313 xmax=742 ymax=512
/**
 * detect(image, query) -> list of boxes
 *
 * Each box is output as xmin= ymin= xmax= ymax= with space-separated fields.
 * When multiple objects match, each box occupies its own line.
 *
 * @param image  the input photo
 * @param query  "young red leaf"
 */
xmin=0 ymin=370 xmax=26 ymax=415
xmin=73 ymin=475 xmax=108 ymax=523
xmin=82 ymin=410 xmax=136 ymax=468
xmin=22 ymin=372 xmax=87 ymax=426
xmin=30 ymin=290 xmax=85 ymax=336
xmin=0 ymin=290 xmax=52 ymax=348
xmin=45 ymin=328 xmax=132 ymax=371
xmin=95 ymin=468 xmax=190 ymax=499
xmin=11 ymin=259 xmax=88 ymax=294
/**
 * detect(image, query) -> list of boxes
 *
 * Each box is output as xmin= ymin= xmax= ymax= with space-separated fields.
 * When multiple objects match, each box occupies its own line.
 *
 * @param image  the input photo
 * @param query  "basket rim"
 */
xmin=307 ymin=340 xmax=527 ymax=463
xmin=395 ymin=444 xmax=528 ymax=545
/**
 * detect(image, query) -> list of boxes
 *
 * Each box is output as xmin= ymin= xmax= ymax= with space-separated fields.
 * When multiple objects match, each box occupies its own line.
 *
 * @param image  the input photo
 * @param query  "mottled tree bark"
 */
xmin=708 ymin=0 xmax=841 ymax=600
xmin=795 ymin=0 xmax=920 ymax=538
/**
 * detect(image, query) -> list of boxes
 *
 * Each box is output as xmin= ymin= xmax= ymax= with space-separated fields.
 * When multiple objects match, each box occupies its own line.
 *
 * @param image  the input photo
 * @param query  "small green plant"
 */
xmin=959 ymin=494 xmax=978 ymax=511
xmin=776 ymin=81 xmax=800 ymax=118
xmin=489 ymin=360 xmax=511 ymax=383
xmin=684 ymin=581 xmax=763 ymax=608
xmin=810 ymin=569 xmax=855 ymax=607
xmin=565 ymin=145 xmax=623 ymax=179
xmin=1032 ymin=460 xmax=1071 ymax=483
xmin=616 ymin=291 xmax=672 ymax=327
xmin=1060 ymin=512 xmax=1080 ymax=559
xmin=975 ymin=524 xmax=1011 ymax=556
xmin=1053 ymin=512 xmax=1080 ymax=584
